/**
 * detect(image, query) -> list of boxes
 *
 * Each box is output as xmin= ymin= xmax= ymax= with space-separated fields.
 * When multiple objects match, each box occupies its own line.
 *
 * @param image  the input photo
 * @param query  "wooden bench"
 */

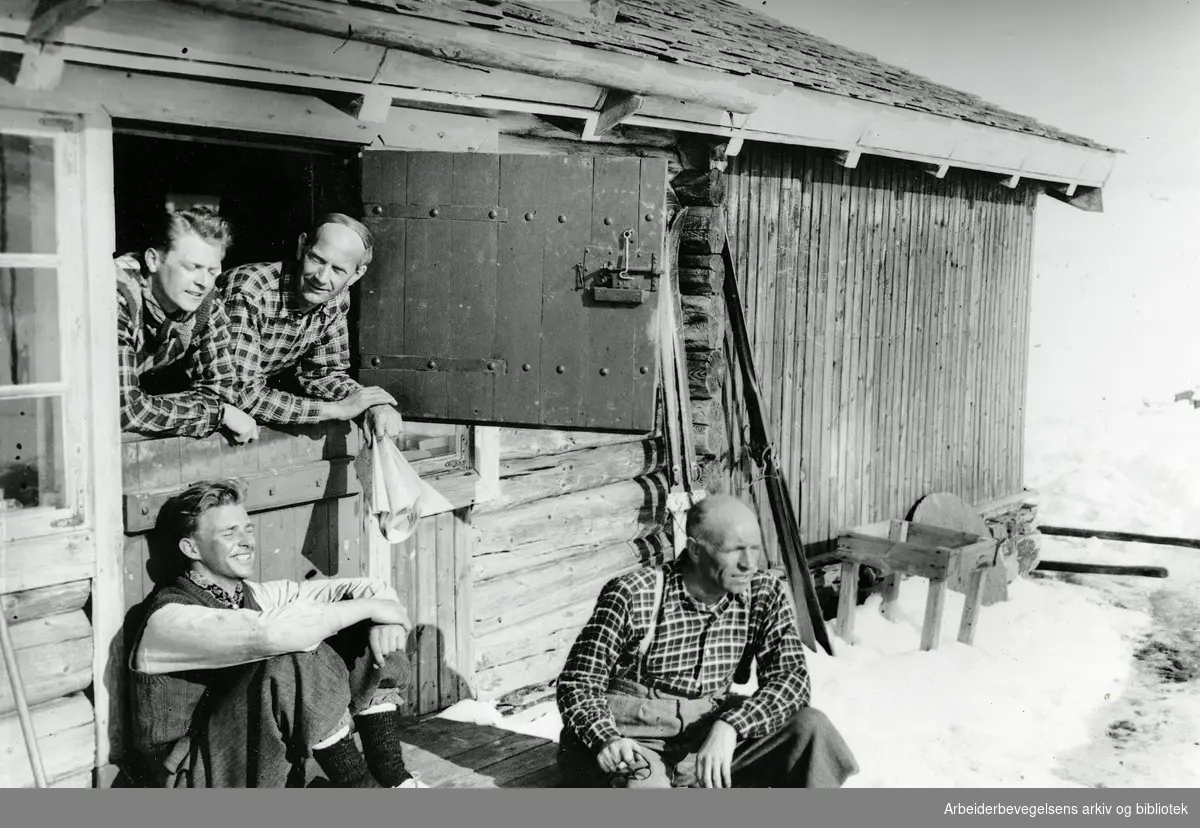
xmin=832 ymin=519 xmax=1001 ymax=651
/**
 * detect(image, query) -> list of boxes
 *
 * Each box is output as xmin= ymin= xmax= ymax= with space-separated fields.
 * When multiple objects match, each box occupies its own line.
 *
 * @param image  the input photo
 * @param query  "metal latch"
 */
xmin=579 ymin=229 xmax=661 ymax=305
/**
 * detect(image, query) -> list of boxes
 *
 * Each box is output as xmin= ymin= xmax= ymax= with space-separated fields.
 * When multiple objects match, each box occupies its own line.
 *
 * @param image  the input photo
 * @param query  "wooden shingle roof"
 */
xmin=195 ymin=0 xmax=1111 ymax=151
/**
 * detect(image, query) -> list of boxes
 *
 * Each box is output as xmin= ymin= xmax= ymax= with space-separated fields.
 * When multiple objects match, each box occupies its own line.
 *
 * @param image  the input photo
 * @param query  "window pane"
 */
xmin=0 ymin=396 xmax=65 ymax=511
xmin=0 ymin=134 xmax=57 ymax=254
xmin=0 ymin=268 xmax=60 ymax=385
xmin=400 ymin=423 xmax=464 ymax=462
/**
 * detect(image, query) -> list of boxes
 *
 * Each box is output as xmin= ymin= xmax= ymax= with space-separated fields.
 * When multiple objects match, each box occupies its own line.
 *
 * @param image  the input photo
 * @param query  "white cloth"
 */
xmin=355 ymin=435 xmax=452 ymax=543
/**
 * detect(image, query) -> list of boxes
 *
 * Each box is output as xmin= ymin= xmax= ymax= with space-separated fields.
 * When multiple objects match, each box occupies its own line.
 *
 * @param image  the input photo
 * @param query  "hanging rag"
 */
xmin=354 ymin=433 xmax=453 ymax=543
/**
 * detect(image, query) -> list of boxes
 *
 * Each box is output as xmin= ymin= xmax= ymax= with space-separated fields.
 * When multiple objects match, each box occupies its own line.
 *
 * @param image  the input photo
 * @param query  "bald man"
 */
xmin=555 ymin=496 xmax=858 ymax=788
xmin=220 ymin=213 xmax=404 ymax=441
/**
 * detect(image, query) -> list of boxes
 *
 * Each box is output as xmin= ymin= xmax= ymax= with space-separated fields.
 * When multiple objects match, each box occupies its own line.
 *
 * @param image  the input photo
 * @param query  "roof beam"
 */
xmin=835 ymin=147 xmax=862 ymax=169
xmin=1046 ymin=183 xmax=1103 ymax=213
xmin=25 ymin=0 xmax=106 ymax=44
xmin=5 ymin=46 xmax=64 ymax=90
xmin=582 ymin=89 xmax=645 ymax=140
xmin=174 ymin=0 xmax=775 ymax=114
xmin=594 ymin=89 xmax=645 ymax=136
xmin=0 ymin=63 xmax=500 ymax=152
xmin=344 ymin=89 xmax=393 ymax=124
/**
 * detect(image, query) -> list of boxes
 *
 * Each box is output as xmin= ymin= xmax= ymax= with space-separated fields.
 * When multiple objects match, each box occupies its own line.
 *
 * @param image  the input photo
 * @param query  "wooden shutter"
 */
xmin=358 ymin=151 xmax=666 ymax=433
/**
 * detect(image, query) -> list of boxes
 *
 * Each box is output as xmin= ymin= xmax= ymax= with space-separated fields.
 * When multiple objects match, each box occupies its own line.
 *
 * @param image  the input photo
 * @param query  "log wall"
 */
xmin=723 ymin=144 xmax=1038 ymax=556
xmin=468 ymin=428 xmax=669 ymax=703
xmin=0 ymin=578 xmax=96 ymax=787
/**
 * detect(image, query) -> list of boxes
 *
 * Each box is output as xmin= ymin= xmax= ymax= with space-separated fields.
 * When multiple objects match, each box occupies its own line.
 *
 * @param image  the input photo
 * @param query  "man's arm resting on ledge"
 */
xmin=132 ymin=597 xmax=406 ymax=675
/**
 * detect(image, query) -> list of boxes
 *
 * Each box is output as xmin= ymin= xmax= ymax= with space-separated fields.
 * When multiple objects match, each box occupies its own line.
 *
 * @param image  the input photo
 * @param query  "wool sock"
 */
xmin=311 ymin=732 xmax=381 ymax=788
xmin=354 ymin=707 xmax=414 ymax=787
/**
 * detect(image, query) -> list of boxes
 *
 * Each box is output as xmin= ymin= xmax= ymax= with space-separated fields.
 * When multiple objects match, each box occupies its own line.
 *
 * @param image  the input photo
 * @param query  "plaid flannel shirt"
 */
xmin=220 ymin=261 xmax=361 ymax=425
xmin=115 ymin=254 xmax=235 ymax=437
xmin=557 ymin=560 xmax=812 ymax=752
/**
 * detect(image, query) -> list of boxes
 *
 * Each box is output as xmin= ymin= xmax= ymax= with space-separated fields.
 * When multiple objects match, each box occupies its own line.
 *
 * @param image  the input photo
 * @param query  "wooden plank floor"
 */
xmin=116 ymin=717 xmax=561 ymax=788
xmin=394 ymin=718 xmax=561 ymax=788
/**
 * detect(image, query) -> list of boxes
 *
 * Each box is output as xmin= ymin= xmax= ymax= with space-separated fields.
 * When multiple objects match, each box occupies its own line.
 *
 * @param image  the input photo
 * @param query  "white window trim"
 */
xmin=0 ymin=109 xmax=90 ymax=542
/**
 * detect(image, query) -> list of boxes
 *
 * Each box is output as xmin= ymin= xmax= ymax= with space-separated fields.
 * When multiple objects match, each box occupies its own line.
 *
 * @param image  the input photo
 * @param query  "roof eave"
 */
xmin=635 ymin=86 xmax=1119 ymax=190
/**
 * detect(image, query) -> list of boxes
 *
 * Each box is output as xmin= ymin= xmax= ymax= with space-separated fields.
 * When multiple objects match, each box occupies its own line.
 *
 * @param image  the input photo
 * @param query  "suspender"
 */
xmin=634 ymin=567 xmax=665 ymax=683
xmin=631 ymin=565 xmax=758 ymax=689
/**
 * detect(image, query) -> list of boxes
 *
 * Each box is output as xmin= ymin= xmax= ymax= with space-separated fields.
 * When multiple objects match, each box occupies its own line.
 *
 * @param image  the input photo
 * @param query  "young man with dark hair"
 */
xmin=556 ymin=495 xmax=859 ymax=789
xmin=220 ymin=213 xmax=404 ymax=441
xmin=127 ymin=479 xmax=427 ymax=788
xmin=116 ymin=207 xmax=258 ymax=443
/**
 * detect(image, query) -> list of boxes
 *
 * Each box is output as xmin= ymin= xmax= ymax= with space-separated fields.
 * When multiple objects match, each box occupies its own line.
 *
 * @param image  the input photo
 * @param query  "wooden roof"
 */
xmin=173 ymin=0 xmax=1113 ymax=152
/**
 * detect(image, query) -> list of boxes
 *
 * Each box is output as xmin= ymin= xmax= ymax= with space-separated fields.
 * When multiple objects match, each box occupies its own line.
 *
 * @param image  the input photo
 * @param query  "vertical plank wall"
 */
xmin=723 ymin=145 xmax=1037 ymax=553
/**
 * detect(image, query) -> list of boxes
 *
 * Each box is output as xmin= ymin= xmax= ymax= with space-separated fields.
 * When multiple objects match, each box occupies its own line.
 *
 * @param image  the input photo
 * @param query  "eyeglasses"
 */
xmin=608 ymin=755 xmax=653 ymax=786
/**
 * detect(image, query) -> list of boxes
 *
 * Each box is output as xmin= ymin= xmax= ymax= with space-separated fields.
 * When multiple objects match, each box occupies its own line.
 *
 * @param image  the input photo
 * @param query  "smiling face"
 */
xmin=179 ymin=503 xmax=257 ymax=593
xmin=687 ymin=498 xmax=764 ymax=598
xmin=145 ymin=230 xmax=227 ymax=315
xmin=294 ymin=222 xmax=369 ymax=311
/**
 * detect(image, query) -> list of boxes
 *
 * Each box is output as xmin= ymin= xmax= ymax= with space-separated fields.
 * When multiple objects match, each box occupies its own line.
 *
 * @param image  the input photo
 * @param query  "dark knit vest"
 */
xmin=128 ymin=575 xmax=261 ymax=760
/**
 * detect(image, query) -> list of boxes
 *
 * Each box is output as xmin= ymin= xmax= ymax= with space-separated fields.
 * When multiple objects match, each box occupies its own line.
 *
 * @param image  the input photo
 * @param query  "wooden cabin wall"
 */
xmin=466 ymin=428 xmax=670 ymax=704
xmin=0 ymin=583 xmax=95 ymax=788
xmin=722 ymin=144 xmax=1038 ymax=558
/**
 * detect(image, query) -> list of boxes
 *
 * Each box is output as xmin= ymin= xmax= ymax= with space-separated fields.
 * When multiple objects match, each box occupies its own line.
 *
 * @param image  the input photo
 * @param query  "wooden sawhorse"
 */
xmin=833 ymin=519 xmax=1001 ymax=651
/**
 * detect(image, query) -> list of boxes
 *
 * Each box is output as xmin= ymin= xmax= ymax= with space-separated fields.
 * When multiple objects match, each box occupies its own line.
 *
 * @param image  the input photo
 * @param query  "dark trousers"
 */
xmin=558 ymin=692 xmax=858 ymax=788
xmin=154 ymin=622 xmax=409 ymax=788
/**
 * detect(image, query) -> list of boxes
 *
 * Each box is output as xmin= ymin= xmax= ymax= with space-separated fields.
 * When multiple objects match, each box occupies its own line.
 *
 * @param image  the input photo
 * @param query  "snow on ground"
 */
xmin=441 ymin=397 xmax=1200 ymax=787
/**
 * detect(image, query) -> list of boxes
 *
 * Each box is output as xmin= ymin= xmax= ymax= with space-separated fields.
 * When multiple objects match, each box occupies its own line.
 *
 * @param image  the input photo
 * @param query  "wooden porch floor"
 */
xmin=393 ymin=718 xmax=561 ymax=788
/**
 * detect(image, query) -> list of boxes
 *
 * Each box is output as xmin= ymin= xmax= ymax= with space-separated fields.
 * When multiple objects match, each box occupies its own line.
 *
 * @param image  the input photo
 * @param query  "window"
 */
xmin=0 ymin=112 xmax=87 ymax=539
xmin=399 ymin=421 xmax=471 ymax=476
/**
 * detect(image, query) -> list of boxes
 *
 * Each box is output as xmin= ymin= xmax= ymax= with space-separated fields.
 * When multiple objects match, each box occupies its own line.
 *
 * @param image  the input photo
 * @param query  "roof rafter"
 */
xmin=25 ymin=0 xmax=106 ymax=44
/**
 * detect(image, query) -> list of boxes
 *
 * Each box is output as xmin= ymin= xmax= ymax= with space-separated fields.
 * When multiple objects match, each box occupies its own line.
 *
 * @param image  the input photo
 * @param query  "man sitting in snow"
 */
xmin=555 ymin=495 xmax=859 ymax=788
xmin=127 ymin=479 xmax=428 ymax=788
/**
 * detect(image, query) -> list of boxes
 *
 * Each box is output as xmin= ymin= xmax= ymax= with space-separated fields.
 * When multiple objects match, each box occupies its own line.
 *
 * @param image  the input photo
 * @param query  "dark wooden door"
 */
xmin=358 ymin=151 xmax=666 ymax=433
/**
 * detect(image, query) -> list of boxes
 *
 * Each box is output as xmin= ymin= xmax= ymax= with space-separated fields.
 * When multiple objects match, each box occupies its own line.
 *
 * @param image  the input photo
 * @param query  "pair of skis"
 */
xmin=720 ymin=241 xmax=834 ymax=657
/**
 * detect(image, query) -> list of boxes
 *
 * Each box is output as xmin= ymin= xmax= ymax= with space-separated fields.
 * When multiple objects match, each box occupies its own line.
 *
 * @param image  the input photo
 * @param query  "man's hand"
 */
xmin=330 ymin=387 xmax=397 ymax=421
xmin=221 ymin=404 xmax=259 ymax=444
xmin=367 ymin=404 xmax=405 ymax=443
xmin=364 ymin=599 xmax=410 ymax=629
xmin=596 ymin=737 xmax=653 ymax=778
xmin=368 ymin=623 xmax=407 ymax=668
xmin=696 ymin=719 xmax=738 ymax=788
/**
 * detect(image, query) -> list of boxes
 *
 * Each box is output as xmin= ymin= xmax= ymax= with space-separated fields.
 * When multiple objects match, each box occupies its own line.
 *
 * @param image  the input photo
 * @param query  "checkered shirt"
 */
xmin=115 ymin=254 xmax=235 ymax=437
xmin=557 ymin=559 xmax=812 ymax=752
xmin=220 ymin=261 xmax=361 ymax=425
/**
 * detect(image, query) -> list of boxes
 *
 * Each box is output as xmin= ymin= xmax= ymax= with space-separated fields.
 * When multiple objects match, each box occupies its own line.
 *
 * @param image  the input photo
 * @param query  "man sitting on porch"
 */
xmin=555 ymin=495 xmax=859 ymax=789
xmin=127 ymin=479 xmax=428 ymax=788
xmin=219 ymin=213 xmax=404 ymax=442
xmin=116 ymin=207 xmax=258 ymax=443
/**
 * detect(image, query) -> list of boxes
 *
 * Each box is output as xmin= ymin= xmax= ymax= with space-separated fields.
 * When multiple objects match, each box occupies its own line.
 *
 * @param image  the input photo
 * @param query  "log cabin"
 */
xmin=0 ymin=0 xmax=1117 ymax=788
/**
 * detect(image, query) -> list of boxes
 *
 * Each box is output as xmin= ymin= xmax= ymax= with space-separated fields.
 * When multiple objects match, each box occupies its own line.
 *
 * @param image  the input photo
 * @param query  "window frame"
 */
xmin=0 ymin=109 xmax=89 ymax=542
xmin=399 ymin=420 xmax=473 ymax=477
